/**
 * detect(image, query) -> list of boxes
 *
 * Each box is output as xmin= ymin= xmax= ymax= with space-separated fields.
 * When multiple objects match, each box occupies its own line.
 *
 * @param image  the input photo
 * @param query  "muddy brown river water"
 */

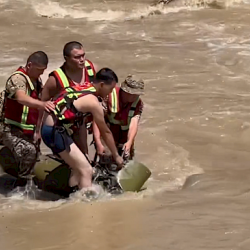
xmin=1 ymin=0 xmax=250 ymax=249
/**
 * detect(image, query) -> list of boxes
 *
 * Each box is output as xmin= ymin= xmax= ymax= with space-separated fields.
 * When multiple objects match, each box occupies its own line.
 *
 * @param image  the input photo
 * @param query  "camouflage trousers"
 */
xmin=2 ymin=126 xmax=38 ymax=178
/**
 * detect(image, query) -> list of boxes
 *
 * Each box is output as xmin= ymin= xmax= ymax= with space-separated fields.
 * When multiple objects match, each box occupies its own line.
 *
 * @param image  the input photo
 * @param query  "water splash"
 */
xmin=27 ymin=0 xmax=247 ymax=21
xmin=31 ymin=0 xmax=125 ymax=21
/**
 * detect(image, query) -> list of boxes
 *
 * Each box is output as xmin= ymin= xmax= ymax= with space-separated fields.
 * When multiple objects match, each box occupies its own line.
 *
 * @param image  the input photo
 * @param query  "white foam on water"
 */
xmin=26 ymin=0 xmax=248 ymax=22
xmin=31 ymin=0 xmax=125 ymax=21
xmin=0 ymin=143 xmax=204 ymax=211
xmin=0 ymin=190 xmax=67 ymax=212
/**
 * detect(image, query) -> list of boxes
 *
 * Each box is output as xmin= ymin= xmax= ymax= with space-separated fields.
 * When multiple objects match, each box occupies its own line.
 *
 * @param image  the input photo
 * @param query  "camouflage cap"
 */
xmin=120 ymin=75 xmax=145 ymax=95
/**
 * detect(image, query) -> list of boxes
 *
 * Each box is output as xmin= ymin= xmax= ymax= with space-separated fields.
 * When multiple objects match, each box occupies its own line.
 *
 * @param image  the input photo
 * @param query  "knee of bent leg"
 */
xmin=78 ymin=164 xmax=93 ymax=178
xmin=21 ymin=142 xmax=38 ymax=164
xmin=26 ymin=142 xmax=37 ymax=158
xmin=12 ymin=139 xmax=37 ymax=160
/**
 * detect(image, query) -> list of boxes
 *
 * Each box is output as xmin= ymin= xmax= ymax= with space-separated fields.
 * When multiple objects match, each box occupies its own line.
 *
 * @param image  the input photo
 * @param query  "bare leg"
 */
xmin=59 ymin=143 xmax=93 ymax=189
xmin=69 ymin=169 xmax=78 ymax=187
xmin=72 ymin=124 xmax=88 ymax=154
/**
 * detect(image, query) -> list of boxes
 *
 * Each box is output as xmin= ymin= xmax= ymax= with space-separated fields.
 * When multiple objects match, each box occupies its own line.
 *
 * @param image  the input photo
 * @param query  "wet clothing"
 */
xmin=49 ymin=64 xmax=96 ymax=135
xmin=1 ymin=67 xmax=42 ymax=178
xmin=105 ymin=87 xmax=144 ymax=159
xmin=4 ymin=67 xmax=42 ymax=136
xmin=41 ymin=124 xmax=74 ymax=154
xmin=2 ymin=126 xmax=38 ymax=178
xmin=52 ymin=88 xmax=96 ymax=136
xmin=41 ymin=86 xmax=97 ymax=154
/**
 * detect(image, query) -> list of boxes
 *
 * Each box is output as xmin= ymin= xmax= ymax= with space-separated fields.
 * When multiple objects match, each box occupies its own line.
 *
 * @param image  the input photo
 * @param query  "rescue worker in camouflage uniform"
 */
xmin=93 ymin=75 xmax=144 ymax=162
xmin=2 ymin=51 xmax=55 ymax=182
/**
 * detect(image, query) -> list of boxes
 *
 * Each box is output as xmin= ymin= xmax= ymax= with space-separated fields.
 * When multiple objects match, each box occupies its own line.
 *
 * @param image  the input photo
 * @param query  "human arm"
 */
xmin=123 ymin=100 xmax=144 ymax=154
xmin=92 ymin=121 xmax=105 ymax=155
xmin=93 ymin=105 xmax=121 ymax=163
xmin=6 ymin=74 xmax=54 ymax=142
xmin=16 ymin=88 xmax=55 ymax=142
xmin=16 ymin=89 xmax=55 ymax=141
xmin=41 ymin=76 xmax=59 ymax=102
xmin=6 ymin=74 xmax=53 ymax=110
xmin=34 ymin=110 xmax=44 ymax=142
xmin=123 ymin=116 xmax=140 ymax=153
xmin=15 ymin=90 xmax=54 ymax=111
xmin=74 ymin=95 xmax=123 ymax=167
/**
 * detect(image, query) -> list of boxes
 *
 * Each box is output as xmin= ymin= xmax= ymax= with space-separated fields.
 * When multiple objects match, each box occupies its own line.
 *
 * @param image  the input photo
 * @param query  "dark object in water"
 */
xmin=34 ymin=154 xmax=124 ymax=197
xmin=0 ymin=147 xmax=151 ymax=198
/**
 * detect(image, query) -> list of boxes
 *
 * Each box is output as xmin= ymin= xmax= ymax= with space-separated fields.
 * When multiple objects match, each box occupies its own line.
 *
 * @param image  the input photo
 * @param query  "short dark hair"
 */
xmin=95 ymin=68 xmax=118 ymax=85
xmin=27 ymin=51 xmax=48 ymax=66
xmin=63 ymin=41 xmax=83 ymax=57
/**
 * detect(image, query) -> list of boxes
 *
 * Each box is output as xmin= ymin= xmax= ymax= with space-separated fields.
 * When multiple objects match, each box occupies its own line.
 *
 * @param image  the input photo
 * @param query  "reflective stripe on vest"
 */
xmin=4 ymin=71 xmax=36 ymax=131
xmin=64 ymin=85 xmax=96 ymax=94
xmin=110 ymin=87 xmax=119 ymax=113
xmin=85 ymin=60 xmax=94 ymax=77
xmin=53 ymin=88 xmax=96 ymax=122
xmin=108 ymin=98 xmax=139 ymax=131
xmin=54 ymin=68 xmax=70 ymax=88
xmin=54 ymin=60 xmax=95 ymax=91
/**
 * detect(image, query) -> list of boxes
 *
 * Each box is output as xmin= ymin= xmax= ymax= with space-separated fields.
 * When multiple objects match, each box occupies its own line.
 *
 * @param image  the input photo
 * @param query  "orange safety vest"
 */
xmin=53 ymin=84 xmax=97 ymax=135
xmin=4 ymin=67 xmax=42 ymax=136
xmin=107 ymin=87 xmax=140 ymax=131
xmin=51 ymin=59 xmax=95 ymax=92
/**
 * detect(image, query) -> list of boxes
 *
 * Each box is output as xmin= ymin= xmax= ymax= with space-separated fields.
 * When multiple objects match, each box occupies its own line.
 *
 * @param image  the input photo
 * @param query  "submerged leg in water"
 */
xmin=41 ymin=124 xmax=94 ymax=190
xmin=59 ymin=143 xmax=93 ymax=189
xmin=2 ymin=129 xmax=38 ymax=178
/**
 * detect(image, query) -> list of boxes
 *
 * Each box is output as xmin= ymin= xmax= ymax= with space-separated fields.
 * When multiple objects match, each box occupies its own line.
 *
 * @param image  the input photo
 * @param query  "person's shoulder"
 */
xmin=48 ymin=64 xmax=64 ymax=77
xmin=8 ymin=73 xmax=27 ymax=89
xmin=86 ymin=59 xmax=98 ymax=72
xmin=44 ymin=75 xmax=57 ymax=87
xmin=74 ymin=93 xmax=99 ymax=112
xmin=6 ymin=73 xmax=27 ymax=95
xmin=80 ymin=92 xmax=98 ymax=102
xmin=10 ymin=73 xmax=27 ymax=85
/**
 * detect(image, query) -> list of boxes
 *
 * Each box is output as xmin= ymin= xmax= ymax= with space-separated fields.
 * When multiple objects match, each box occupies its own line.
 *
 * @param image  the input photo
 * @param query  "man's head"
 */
xmin=63 ymin=41 xmax=85 ymax=69
xmin=94 ymin=68 xmax=118 ymax=98
xmin=26 ymin=51 xmax=48 ymax=79
xmin=120 ymin=75 xmax=144 ymax=103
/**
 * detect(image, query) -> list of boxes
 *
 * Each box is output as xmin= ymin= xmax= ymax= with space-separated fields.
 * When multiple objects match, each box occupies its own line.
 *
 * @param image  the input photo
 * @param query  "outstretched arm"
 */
xmin=41 ymin=76 xmax=59 ymax=102
xmin=92 ymin=121 xmax=105 ymax=155
xmin=127 ymin=116 xmax=140 ymax=145
xmin=15 ymin=90 xmax=54 ymax=112
xmin=74 ymin=95 xmax=123 ymax=167
xmin=123 ymin=101 xmax=143 ymax=154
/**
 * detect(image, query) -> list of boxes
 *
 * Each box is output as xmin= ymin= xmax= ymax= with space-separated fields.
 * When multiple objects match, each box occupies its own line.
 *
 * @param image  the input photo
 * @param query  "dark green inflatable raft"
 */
xmin=0 ymin=147 xmax=151 ymax=197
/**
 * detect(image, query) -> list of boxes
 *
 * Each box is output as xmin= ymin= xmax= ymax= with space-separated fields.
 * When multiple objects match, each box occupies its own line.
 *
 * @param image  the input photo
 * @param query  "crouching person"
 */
xmin=41 ymin=68 xmax=124 ymax=193
xmin=2 ymin=51 xmax=55 ymax=183
xmin=93 ymin=75 xmax=144 ymax=163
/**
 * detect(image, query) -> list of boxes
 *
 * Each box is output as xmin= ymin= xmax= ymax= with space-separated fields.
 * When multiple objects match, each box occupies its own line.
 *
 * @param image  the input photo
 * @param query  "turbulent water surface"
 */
xmin=1 ymin=0 xmax=250 ymax=249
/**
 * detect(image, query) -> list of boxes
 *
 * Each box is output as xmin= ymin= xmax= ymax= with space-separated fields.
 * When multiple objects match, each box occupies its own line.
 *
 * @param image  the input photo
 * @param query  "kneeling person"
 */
xmin=41 ymin=68 xmax=123 ymax=191
xmin=2 ymin=51 xmax=55 ymax=179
